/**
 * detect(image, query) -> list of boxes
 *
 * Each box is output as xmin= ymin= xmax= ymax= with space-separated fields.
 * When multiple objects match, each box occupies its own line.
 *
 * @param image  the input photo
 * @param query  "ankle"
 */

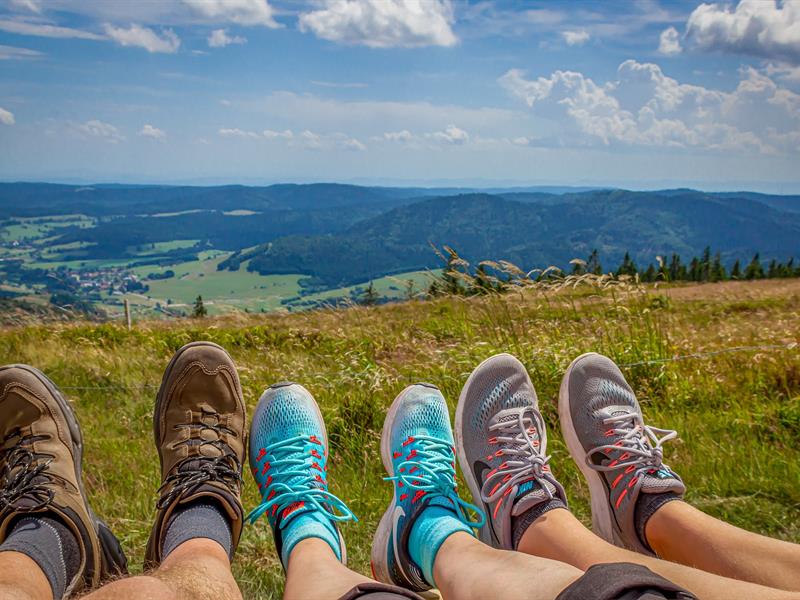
xmin=408 ymin=502 xmax=473 ymax=587
xmin=643 ymin=497 xmax=686 ymax=552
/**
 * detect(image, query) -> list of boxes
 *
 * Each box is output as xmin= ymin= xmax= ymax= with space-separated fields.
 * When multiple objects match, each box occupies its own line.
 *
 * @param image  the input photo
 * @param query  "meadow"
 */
xmin=0 ymin=278 xmax=798 ymax=598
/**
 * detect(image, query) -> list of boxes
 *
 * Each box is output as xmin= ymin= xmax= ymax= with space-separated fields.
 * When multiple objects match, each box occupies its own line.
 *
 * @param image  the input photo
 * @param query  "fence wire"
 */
xmin=55 ymin=341 xmax=798 ymax=392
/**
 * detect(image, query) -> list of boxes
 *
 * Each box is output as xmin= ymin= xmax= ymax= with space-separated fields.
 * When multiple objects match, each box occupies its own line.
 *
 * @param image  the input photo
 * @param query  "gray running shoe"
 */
xmin=558 ymin=352 xmax=685 ymax=555
xmin=455 ymin=353 xmax=567 ymax=550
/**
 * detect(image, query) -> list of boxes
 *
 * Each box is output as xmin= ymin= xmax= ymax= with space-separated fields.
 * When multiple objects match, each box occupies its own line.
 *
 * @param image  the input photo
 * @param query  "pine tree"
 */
xmin=710 ymin=252 xmax=726 ymax=282
xmin=361 ymin=281 xmax=379 ymax=306
xmin=642 ymin=264 xmax=657 ymax=282
xmin=616 ymin=252 xmax=638 ymax=277
xmin=689 ymin=257 xmax=701 ymax=281
xmin=730 ymin=259 xmax=742 ymax=280
xmin=192 ymin=295 xmax=207 ymax=318
xmin=767 ymin=259 xmax=779 ymax=279
xmin=570 ymin=259 xmax=587 ymax=276
xmin=744 ymin=253 xmax=764 ymax=280
xmin=587 ymin=249 xmax=602 ymax=275
xmin=701 ymin=246 xmax=712 ymax=281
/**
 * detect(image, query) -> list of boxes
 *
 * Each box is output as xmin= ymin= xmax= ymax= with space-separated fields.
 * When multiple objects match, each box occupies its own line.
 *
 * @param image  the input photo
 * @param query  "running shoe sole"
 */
xmin=558 ymin=352 xmax=618 ymax=545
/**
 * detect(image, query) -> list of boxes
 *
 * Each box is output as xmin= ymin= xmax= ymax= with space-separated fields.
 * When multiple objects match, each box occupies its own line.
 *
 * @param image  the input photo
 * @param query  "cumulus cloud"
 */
xmin=0 ymin=18 xmax=104 ymax=40
xmin=0 ymin=44 xmax=43 ymax=60
xmin=208 ymin=28 xmax=247 ymax=47
xmin=75 ymin=119 xmax=125 ymax=143
xmin=263 ymin=128 xmax=293 ymax=139
xmin=299 ymin=0 xmax=457 ymax=48
xmin=382 ymin=129 xmax=414 ymax=142
xmin=340 ymin=137 xmax=366 ymax=151
xmin=658 ymin=26 xmax=681 ymax=55
xmin=428 ymin=124 xmax=469 ymax=144
xmin=0 ymin=107 xmax=15 ymax=125
xmin=139 ymin=124 xmax=166 ymax=140
xmin=182 ymin=0 xmax=279 ymax=28
xmin=104 ymin=24 xmax=180 ymax=53
xmin=684 ymin=0 xmax=800 ymax=64
xmin=562 ymin=29 xmax=589 ymax=46
xmin=219 ymin=127 xmax=260 ymax=138
xmin=298 ymin=129 xmax=323 ymax=149
xmin=499 ymin=59 xmax=800 ymax=155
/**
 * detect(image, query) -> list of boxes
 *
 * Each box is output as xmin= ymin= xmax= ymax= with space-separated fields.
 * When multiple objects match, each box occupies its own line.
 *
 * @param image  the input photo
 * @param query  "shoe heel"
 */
xmin=96 ymin=519 xmax=128 ymax=579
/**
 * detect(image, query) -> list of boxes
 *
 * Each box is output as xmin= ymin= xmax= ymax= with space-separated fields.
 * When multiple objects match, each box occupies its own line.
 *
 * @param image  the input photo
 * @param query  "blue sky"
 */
xmin=0 ymin=0 xmax=799 ymax=191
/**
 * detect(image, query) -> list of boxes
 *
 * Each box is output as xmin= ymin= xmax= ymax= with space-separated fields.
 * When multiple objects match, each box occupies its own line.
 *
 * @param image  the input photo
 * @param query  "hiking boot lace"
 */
xmin=0 ymin=429 xmax=55 ymax=512
xmin=481 ymin=407 xmax=554 ymax=505
xmin=246 ymin=435 xmax=356 ymax=526
xmin=156 ymin=407 xmax=243 ymax=509
xmin=388 ymin=435 xmax=485 ymax=528
xmin=586 ymin=412 xmax=677 ymax=473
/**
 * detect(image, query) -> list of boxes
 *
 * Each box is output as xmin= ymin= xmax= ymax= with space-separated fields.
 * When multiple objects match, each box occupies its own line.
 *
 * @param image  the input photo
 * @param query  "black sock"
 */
xmin=634 ymin=492 xmax=682 ymax=552
xmin=511 ymin=497 xmax=567 ymax=550
xmin=0 ymin=515 xmax=80 ymax=599
xmin=162 ymin=500 xmax=233 ymax=560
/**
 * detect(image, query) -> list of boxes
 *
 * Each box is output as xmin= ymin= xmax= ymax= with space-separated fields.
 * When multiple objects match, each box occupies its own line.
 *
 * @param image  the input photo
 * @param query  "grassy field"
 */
xmin=0 ymin=278 xmax=798 ymax=598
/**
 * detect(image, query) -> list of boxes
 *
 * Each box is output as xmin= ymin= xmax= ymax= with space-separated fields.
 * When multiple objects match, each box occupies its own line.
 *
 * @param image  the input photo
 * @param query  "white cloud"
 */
xmin=0 ymin=44 xmax=43 ymax=60
xmin=298 ymin=129 xmax=323 ymax=149
xmin=562 ymin=29 xmax=589 ymax=46
xmin=658 ymin=26 xmax=681 ymax=55
xmin=9 ymin=0 xmax=41 ymax=13
xmin=685 ymin=0 xmax=800 ymax=64
xmin=208 ymin=28 xmax=247 ymax=47
xmin=428 ymin=124 xmax=469 ymax=144
xmin=139 ymin=124 xmax=166 ymax=140
xmin=382 ymin=129 xmax=413 ymax=142
xmin=0 ymin=107 xmax=15 ymax=126
xmin=499 ymin=59 xmax=800 ymax=155
xmin=0 ymin=18 xmax=104 ymax=40
xmin=299 ymin=0 xmax=457 ymax=48
xmin=766 ymin=63 xmax=800 ymax=83
xmin=76 ymin=119 xmax=125 ymax=143
xmin=104 ymin=24 xmax=180 ymax=53
xmin=182 ymin=0 xmax=279 ymax=28
xmin=263 ymin=128 xmax=293 ymax=139
xmin=341 ymin=137 xmax=366 ymax=151
xmin=219 ymin=127 xmax=260 ymax=138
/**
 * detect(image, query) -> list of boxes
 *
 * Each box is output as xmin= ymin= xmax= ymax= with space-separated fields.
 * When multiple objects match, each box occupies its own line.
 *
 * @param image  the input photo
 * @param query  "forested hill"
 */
xmin=241 ymin=191 xmax=800 ymax=288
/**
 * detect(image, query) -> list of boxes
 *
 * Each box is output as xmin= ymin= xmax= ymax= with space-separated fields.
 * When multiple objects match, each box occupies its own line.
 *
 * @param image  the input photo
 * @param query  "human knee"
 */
xmin=85 ymin=575 xmax=178 ymax=600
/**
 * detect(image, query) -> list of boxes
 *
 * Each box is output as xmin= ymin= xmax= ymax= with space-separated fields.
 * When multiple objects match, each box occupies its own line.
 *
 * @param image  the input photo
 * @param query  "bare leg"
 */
xmin=285 ymin=533 xmax=581 ymax=600
xmin=84 ymin=539 xmax=241 ymax=600
xmin=518 ymin=509 xmax=800 ymax=600
xmin=0 ymin=551 xmax=52 ymax=600
xmin=434 ymin=532 xmax=582 ymax=600
xmin=646 ymin=501 xmax=800 ymax=591
xmin=283 ymin=538 xmax=373 ymax=600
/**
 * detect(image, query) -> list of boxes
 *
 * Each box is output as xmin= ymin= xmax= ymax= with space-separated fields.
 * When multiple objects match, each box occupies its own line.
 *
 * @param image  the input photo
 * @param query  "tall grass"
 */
xmin=0 ymin=279 xmax=798 ymax=598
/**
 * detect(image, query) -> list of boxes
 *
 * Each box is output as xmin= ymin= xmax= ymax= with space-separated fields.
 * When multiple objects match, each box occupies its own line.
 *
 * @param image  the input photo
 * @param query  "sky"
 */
xmin=0 ymin=0 xmax=799 ymax=192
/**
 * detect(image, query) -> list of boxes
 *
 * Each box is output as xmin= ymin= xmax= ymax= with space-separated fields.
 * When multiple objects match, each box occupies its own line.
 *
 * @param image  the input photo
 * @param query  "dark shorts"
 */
xmin=556 ymin=563 xmax=697 ymax=600
xmin=338 ymin=582 xmax=425 ymax=600
xmin=339 ymin=563 xmax=696 ymax=600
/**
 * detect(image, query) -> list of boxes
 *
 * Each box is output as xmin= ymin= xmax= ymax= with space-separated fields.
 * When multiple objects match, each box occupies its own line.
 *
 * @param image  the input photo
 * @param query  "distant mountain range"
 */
xmin=2 ymin=182 xmax=799 ymax=289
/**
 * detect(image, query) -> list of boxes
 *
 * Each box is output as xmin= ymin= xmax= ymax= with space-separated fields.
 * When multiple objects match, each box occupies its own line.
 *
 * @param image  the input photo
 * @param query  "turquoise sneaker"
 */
xmin=371 ymin=384 xmax=484 ymax=592
xmin=247 ymin=382 xmax=356 ymax=568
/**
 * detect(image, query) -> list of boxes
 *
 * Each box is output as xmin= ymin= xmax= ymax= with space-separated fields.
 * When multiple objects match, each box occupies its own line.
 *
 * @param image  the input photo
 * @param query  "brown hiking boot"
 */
xmin=145 ymin=341 xmax=246 ymax=568
xmin=0 ymin=365 xmax=127 ymax=596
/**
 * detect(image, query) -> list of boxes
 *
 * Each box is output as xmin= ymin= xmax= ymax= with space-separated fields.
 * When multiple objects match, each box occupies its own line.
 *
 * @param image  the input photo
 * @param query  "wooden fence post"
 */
xmin=124 ymin=299 xmax=132 ymax=330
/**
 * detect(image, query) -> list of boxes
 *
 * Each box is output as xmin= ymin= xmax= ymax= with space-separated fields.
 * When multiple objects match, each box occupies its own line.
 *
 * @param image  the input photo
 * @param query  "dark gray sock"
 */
xmin=1 ymin=515 xmax=80 ymax=599
xmin=635 ymin=492 xmax=682 ymax=552
xmin=162 ymin=501 xmax=233 ymax=560
xmin=511 ymin=497 xmax=567 ymax=549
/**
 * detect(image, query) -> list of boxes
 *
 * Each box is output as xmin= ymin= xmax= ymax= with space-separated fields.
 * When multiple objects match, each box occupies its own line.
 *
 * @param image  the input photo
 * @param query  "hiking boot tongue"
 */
xmin=511 ymin=478 xmax=558 ymax=516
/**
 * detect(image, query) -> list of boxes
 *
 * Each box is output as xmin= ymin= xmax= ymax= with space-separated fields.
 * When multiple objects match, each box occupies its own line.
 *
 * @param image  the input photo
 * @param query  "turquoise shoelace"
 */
xmin=386 ymin=434 xmax=485 ymax=529
xmin=247 ymin=435 xmax=357 ymax=526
